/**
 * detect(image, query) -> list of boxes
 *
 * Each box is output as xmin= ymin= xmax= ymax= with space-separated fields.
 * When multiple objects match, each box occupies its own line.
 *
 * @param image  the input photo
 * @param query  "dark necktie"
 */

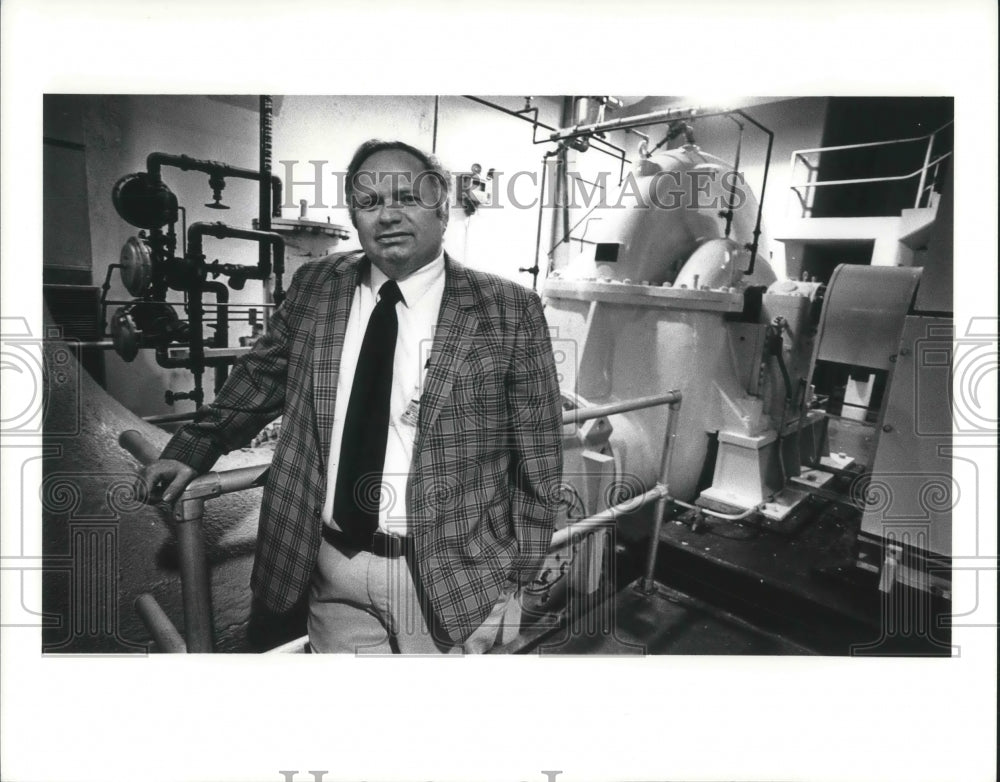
xmin=333 ymin=279 xmax=403 ymax=544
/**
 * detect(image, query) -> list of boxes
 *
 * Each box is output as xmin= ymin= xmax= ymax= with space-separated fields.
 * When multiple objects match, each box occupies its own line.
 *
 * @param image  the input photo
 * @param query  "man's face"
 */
xmin=351 ymin=149 xmax=448 ymax=280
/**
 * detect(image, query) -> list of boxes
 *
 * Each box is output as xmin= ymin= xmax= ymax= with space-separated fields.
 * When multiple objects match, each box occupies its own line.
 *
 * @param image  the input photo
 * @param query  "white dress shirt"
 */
xmin=321 ymin=252 xmax=446 ymax=536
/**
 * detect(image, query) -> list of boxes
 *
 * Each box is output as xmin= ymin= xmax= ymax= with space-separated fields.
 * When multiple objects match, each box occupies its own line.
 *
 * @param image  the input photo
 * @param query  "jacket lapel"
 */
xmin=312 ymin=252 xmax=365 ymax=473
xmin=413 ymin=255 xmax=480 ymax=457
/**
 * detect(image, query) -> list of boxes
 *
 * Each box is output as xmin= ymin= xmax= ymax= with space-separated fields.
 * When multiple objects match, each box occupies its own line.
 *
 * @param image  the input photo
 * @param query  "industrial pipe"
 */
xmin=120 ymin=430 xmax=273 ymax=651
xmin=182 ymin=223 xmax=284 ymax=407
xmin=169 ymin=497 xmax=214 ymax=652
xmin=462 ymin=95 xmax=630 ymax=170
xmin=555 ymin=391 xmax=683 ymax=592
xmin=203 ymin=280 xmax=230 ymax=391
xmin=524 ymin=150 xmax=559 ymax=289
xmin=120 ymin=429 xmax=162 ymax=464
xmin=548 ymin=105 xmax=733 ymax=143
xmin=549 ymin=484 xmax=669 ymax=550
xmin=187 ymin=222 xmax=285 ymax=282
xmin=146 ymin=152 xmax=282 ymax=217
xmin=155 ymin=345 xmax=243 ymax=370
xmin=561 ymin=391 xmax=681 ymax=424
xmin=721 ymin=116 xmax=745 ymax=238
xmin=640 ymin=399 xmax=681 ymax=593
xmin=142 ymin=411 xmax=199 ymax=425
xmin=259 ymin=96 xmax=282 ymax=305
xmin=134 ymin=593 xmax=187 ymax=653
xmin=119 ymin=431 xmax=207 ymax=652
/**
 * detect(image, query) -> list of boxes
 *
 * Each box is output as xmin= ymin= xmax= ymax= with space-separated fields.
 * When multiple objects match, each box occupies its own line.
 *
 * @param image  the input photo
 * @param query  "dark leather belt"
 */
xmin=321 ymin=523 xmax=411 ymax=558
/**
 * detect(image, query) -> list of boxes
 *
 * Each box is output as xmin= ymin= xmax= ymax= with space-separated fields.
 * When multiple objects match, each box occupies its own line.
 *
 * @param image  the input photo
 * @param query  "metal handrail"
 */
xmin=119 ymin=389 xmax=684 ymax=652
xmin=120 ymin=430 xmax=269 ymax=652
xmin=789 ymin=151 xmax=952 ymax=191
xmin=791 ymin=119 xmax=953 ymax=159
xmin=789 ymin=119 xmax=953 ymax=215
xmin=554 ymin=391 xmax=682 ymax=595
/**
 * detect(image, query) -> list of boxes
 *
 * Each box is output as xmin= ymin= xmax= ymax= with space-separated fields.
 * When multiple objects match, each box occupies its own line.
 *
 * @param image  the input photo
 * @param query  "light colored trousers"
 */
xmin=308 ymin=537 xmax=520 ymax=654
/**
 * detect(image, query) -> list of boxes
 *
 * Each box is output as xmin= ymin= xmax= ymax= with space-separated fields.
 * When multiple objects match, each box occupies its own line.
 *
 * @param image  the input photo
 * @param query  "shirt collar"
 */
xmin=367 ymin=251 xmax=445 ymax=308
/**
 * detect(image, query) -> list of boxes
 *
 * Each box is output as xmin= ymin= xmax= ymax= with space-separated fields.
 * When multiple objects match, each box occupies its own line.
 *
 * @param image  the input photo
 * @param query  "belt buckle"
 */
xmin=374 ymin=530 xmax=404 ymax=557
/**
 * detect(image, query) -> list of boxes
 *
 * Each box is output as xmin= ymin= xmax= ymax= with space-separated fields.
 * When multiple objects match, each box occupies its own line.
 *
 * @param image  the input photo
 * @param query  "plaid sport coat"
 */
xmin=161 ymin=251 xmax=564 ymax=644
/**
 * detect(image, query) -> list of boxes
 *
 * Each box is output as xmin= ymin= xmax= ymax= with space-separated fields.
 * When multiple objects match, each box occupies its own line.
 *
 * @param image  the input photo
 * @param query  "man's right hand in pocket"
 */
xmin=142 ymin=459 xmax=198 ymax=504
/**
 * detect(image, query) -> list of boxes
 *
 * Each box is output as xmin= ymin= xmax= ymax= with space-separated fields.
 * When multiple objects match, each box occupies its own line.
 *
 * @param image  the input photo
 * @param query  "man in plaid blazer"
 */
xmin=143 ymin=139 xmax=563 ymax=652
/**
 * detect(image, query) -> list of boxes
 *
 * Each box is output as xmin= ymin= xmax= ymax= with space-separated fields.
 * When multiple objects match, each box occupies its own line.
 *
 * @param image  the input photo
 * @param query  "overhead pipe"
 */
xmin=462 ymin=95 xmax=631 ymax=171
xmin=547 ymin=104 xmax=734 ymax=143
xmin=146 ymin=152 xmax=282 ymax=216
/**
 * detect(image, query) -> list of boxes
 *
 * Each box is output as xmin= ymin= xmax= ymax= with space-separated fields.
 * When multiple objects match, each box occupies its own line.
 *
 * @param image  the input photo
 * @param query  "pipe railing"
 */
xmin=789 ymin=120 xmax=953 ymax=216
xmin=553 ymin=391 xmax=682 ymax=594
xmin=119 ymin=429 xmax=270 ymax=652
xmin=562 ymin=391 xmax=680 ymax=423
xmin=119 ymin=389 xmax=683 ymax=652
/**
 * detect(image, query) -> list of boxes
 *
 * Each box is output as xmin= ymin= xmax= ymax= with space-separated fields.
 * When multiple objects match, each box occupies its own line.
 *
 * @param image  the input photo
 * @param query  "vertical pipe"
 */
xmin=915 ymin=130 xmax=934 ymax=208
xmin=187 ymin=281 xmax=205 ymax=407
xmin=259 ymin=96 xmax=280 ymax=307
xmin=204 ymin=281 xmax=229 ymax=392
xmin=744 ymin=124 xmax=772 ymax=276
xmin=723 ymin=120 xmax=744 ymax=238
xmin=134 ymin=594 xmax=187 ymax=653
xmin=529 ymin=153 xmax=550 ymax=290
xmin=432 ymin=95 xmax=440 ymax=153
xmin=641 ymin=399 xmax=681 ymax=593
xmin=175 ymin=500 xmax=214 ymax=652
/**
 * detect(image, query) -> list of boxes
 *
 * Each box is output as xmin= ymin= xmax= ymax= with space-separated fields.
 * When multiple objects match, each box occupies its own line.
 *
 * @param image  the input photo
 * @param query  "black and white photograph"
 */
xmin=1 ymin=2 xmax=996 ymax=782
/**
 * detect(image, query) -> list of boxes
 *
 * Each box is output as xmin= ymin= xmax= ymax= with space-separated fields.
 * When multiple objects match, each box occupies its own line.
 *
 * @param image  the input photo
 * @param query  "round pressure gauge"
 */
xmin=109 ymin=306 xmax=140 ymax=362
xmin=120 ymin=235 xmax=153 ymax=296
